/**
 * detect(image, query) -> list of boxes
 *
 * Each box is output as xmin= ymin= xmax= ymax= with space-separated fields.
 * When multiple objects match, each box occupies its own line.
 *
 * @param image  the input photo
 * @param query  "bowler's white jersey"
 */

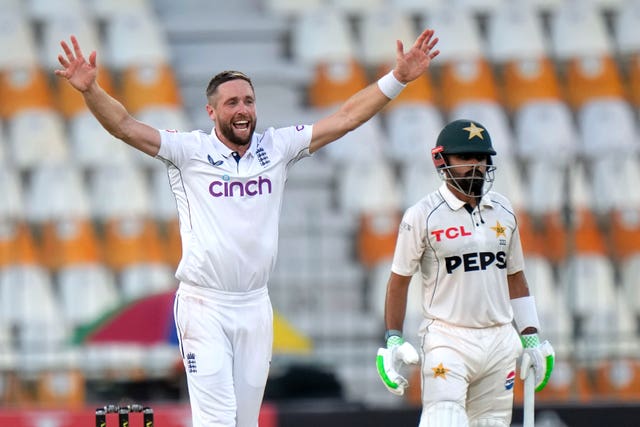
xmin=392 ymin=183 xmax=525 ymax=328
xmin=157 ymin=125 xmax=312 ymax=292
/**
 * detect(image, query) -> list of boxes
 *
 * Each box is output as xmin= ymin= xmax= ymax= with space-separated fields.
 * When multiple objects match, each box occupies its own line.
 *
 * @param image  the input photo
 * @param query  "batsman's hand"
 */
xmin=376 ymin=335 xmax=420 ymax=396
xmin=520 ymin=334 xmax=555 ymax=391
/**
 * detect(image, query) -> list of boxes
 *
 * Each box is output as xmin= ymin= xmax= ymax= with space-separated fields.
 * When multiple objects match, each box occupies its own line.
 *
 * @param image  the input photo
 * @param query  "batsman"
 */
xmin=376 ymin=120 xmax=554 ymax=426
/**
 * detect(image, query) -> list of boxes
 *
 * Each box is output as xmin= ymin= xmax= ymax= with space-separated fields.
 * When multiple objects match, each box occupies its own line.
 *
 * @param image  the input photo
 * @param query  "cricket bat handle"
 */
xmin=523 ymin=366 xmax=535 ymax=427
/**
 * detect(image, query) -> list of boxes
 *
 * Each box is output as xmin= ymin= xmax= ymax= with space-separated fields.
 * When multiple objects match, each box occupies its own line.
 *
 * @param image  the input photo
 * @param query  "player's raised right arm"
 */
xmin=55 ymin=35 xmax=160 ymax=157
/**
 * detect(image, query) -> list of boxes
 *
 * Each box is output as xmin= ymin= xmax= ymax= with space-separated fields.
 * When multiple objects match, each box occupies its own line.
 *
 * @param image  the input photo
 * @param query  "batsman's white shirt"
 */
xmin=157 ymin=125 xmax=312 ymax=292
xmin=392 ymin=183 xmax=525 ymax=328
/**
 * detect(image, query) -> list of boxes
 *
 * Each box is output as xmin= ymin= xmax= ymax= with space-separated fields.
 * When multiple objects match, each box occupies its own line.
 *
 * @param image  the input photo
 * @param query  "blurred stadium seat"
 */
xmin=120 ymin=63 xmax=182 ymax=115
xmin=0 ymin=8 xmax=39 ymax=70
xmin=613 ymin=0 xmax=640 ymax=57
xmin=565 ymin=56 xmax=627 ymax=109
xmin=384 ymin=101 xmax=443 ymax=168
xmin=486 ymin=0 xmax=547 ymax=63
xmin=263 ymin=0 xmax=323 ymax=17
xmin=26 ymin=0 xmax=87 ymax=20
xmin=419 ymin=4 xmax=483 ymax=63
xmin=103 ymin=6 xmax=170 ymax=70
xmin=38 ymin=10 xmax=101 ymax=72
xmin=0 ymin=264 xmax=70 ymax=352
xmin=438 ymin=58 xmax=501 ymax=112
xmin=308 ymin=60 xmax=370 ymax=109
xmin=57 ymin=263 xmax=120 ymax=327
xmin=87 ymin=0 xmax=151 ymax=19
xmin=358 ymin=6 xmax=417 ymax=69
xmin=291 ymin=6 xmax=354 ymax=67
xmin=500 ymin=58 xmax=564 ymax=113
xmin=0 ymin=66 xmax=54 ymax=118
xmin=549 ymin=0 xmax=612 ymax=61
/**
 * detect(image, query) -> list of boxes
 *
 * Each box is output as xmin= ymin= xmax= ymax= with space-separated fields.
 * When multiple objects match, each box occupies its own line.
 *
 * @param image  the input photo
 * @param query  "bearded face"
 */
xmin=216 ymin=114 xmax=256 ymax=146
xmin=207 ymin=79 xmax=257 ymax=147
xmin=447 ymin=164 xmax=486 ymax=196
xmin=439 ymin=153 xmax=495 ymax=198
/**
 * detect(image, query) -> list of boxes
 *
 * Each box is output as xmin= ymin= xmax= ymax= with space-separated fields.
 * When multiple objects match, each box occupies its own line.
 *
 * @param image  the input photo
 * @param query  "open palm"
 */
xmin=394 ymin=28 xmax=440 ymax=84
xmin=54 ymin=35 xmax=97 ymax=92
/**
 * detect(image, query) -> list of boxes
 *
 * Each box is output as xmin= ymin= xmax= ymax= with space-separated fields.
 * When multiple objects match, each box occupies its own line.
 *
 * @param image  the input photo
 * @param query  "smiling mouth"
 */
xmin=233 ymin=120 xmax=250 ymax=130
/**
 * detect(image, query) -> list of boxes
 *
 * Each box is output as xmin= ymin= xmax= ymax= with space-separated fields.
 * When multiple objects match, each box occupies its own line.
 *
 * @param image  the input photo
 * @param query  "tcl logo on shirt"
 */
xmin=431 ymin=226 xmax=472 ymax=242
xmin=445 ymin=251 xmax=507 ymax=273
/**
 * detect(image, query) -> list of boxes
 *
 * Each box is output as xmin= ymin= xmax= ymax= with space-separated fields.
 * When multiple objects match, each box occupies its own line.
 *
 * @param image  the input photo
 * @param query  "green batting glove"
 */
xmin=520 ymin=333 xmax=555 ymax=392
xmin=376 ymin=333 xmax=419 ymax=396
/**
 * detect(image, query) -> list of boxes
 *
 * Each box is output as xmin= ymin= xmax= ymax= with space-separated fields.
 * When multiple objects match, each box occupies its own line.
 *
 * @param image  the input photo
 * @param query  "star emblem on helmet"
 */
xmin=463 ymin=122 xmax=485 ymax=140
xmin=491 ymin=221 xmax=507 ymax=238
xmin=432 ymin=363 xmax=450 ymax=379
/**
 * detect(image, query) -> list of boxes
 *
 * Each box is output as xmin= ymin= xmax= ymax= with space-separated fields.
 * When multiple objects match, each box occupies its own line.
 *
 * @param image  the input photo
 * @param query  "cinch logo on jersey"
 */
xmin=444 ymin=251 xmax=507 ymax=273
xmin=431 ymin=226 xmax=472 ymax=241
xmin=209 ymin=175 xmax=273 ymax=197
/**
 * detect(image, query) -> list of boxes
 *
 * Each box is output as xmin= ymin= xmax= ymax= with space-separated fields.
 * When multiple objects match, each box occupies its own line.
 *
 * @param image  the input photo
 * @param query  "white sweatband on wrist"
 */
xmin=377 ymin=71 xmax=406 ymax=99
xmin=510 ymin=295 xmax=541 ymax=334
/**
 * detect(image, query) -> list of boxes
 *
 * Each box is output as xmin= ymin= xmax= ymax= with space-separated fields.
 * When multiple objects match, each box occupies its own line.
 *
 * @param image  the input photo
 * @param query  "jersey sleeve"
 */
xmin=271 ymin=124 xmax=313 ymax=163
xmin=507 ymin=216 xmax=526 ymax=275
xmin=391 ymin=205 xmax=427 ymax=277
xmin=157 ymin=129 xmax=200 ymax=167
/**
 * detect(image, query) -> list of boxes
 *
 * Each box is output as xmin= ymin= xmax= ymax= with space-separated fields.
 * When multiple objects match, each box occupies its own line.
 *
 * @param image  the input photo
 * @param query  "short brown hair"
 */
xmin=206 ymin=70 xmax=254 ymax=98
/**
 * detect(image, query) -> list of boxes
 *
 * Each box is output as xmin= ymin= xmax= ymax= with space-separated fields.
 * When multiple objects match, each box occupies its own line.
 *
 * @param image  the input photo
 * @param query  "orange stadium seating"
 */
xmin=0 ymin=66 xmax=54 ymax=118
xmin=120 ymin=63 xmax=182 ymax=114
xmin=500 ymin=57 xmax=564 ymax=112
xmin=438 ymin=58 xmax=500 ymax=112
xmin=308 ymin=60 xmax=369 ymax=109
xmin=39 ymin=218 xmax=102 ymax=271
xmin=564 ymin=55 xmax=627 ymax=109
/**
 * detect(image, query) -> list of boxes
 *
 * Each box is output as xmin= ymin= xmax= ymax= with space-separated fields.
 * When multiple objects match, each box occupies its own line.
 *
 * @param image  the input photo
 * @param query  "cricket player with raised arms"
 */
xmin=55 ymin=28 xmax=439 ymax=427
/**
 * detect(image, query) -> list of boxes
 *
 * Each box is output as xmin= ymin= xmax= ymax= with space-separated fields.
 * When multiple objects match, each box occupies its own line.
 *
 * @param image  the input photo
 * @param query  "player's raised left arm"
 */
xmin=309 ymin=28 xmax=439 ymax=154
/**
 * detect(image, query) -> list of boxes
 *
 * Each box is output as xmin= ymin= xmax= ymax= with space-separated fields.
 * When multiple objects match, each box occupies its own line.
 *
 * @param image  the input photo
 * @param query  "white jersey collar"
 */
xmin=438 ymin=182 xmax=494 ymax=211
xmin=209 ymin=126 xmax=257 ymax=159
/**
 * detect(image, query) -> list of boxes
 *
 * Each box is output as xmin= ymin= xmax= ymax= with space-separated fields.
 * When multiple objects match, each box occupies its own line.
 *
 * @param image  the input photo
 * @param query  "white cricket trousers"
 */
xmin=419 ymin=320 xmax=522 ymax=426
xmin=174 ymin=282 xmax=273 ymax=427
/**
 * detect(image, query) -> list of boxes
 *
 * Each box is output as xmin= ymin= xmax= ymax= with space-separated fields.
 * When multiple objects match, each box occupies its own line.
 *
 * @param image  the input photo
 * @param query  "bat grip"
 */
xmin=523 ymin=366 xmax=536 ymax=427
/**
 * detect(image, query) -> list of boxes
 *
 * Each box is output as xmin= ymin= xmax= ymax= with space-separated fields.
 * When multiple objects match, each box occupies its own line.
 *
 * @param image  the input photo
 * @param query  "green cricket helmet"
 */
xmin=431 ymin=119 xmax=496 ymax=167
xmin=431 ymin=119 xmax=497 ymax=197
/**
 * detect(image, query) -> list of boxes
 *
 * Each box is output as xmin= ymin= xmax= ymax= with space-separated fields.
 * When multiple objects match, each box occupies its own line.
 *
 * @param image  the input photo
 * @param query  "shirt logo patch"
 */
xmin=296 ymin=125 xmax=305 ymax=131
xmin=399 ymin=221 xmax=412 ymax=232
xmin=505 ymin=370 xmax=515 ymax=390
xmin=255 ymin=146 xmax=271 ymax=167
xmin=491 ymin=221 xmax=507 ymax=245
xmin=208 ymin=154 xmax=224 ymax=167
xmin=209 ymin=176 xmax=273 ymax=197
xmin=432 ymin=363 xmax=450 ymax=379
xmin=431 ymin=226 xmax=472 ymax=242
xmin=187 ymin=352 xmax=197 ymax=373
xmin=444 ymin=251 xmax=507 ymax=273
xmin=491 ymin=221 xmax=507 ymax=238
